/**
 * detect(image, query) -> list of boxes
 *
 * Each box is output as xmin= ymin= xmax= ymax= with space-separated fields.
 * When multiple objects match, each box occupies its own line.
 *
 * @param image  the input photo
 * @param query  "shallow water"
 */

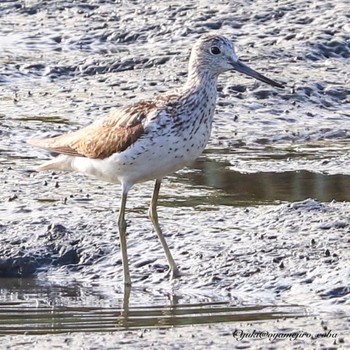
xmin=183 ymin=155 xmax=350 ymax=205
xmin=0 ymin=279 xmax=303 ymax=336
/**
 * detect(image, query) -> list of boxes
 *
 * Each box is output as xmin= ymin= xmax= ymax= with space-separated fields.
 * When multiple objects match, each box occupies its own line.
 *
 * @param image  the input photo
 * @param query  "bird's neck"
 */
xmin=183 ymin=69 xmax=218 ymax=105
xmin=185 ymin=67 xmax=218 ymax=89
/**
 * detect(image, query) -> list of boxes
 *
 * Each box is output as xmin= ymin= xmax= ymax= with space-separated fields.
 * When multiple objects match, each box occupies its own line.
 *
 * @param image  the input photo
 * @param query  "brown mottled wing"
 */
xmin=28 ymin=100 xmax=159 ymax=159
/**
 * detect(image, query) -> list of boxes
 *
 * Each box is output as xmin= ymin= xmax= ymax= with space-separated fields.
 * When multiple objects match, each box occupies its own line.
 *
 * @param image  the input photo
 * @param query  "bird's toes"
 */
xmin=166 ymin=267 xmax=182 ymax=280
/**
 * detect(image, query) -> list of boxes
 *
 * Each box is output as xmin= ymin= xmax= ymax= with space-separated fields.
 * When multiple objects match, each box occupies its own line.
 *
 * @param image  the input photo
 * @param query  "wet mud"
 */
xmin=1 ymin=0 xmax=350 ymax=348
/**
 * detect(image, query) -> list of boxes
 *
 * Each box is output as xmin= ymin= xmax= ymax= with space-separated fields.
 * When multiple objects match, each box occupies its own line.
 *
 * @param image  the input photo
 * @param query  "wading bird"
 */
xmin=29 ymin=34 xmax=283 ymax=286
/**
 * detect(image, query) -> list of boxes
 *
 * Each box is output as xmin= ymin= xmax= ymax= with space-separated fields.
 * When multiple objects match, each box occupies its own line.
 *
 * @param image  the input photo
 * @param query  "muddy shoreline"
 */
xmin=1 ymin=0 xmax=350 ymax=348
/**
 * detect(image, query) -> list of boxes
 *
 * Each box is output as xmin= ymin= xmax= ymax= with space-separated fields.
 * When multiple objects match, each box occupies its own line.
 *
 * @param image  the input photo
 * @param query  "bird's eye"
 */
xmin=210 ymin=46 xmax=221 ymax=55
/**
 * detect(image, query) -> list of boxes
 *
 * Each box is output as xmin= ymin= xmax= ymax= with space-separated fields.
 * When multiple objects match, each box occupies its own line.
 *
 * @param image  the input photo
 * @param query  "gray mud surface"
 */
xmin=1 ymin=0 xmax=350 ymax=348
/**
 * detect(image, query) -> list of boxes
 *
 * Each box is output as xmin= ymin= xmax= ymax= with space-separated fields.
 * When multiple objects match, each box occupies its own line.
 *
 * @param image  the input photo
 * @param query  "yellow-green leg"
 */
xmin=118 ymin=192 xmax=131 ymax=286
xmin=148 ymin=179 xmax=180 ymax=279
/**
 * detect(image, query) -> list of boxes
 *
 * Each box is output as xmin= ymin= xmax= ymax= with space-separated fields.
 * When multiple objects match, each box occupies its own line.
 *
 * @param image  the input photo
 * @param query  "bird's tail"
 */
xmin=34 ymin=157 xmax=71 ymax=171
xmin=28 ymin=138 xmax=73 ymax=172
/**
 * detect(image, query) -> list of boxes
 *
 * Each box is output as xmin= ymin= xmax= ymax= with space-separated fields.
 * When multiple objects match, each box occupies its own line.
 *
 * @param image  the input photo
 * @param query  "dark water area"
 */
xmin=183 ymin=157 xmax=350 ymax=205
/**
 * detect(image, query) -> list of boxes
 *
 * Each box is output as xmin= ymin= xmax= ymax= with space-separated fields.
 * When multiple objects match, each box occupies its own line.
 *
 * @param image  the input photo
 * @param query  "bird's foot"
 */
xmin=165 ymin=266 xmax=181 ymax=280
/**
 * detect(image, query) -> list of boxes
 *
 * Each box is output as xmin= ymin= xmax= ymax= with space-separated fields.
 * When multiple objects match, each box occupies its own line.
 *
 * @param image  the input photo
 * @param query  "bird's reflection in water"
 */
xmin=0 ymin=280 xmax=304 ymax=335
xmin=113 ymin=285 xmax=303 ymax=330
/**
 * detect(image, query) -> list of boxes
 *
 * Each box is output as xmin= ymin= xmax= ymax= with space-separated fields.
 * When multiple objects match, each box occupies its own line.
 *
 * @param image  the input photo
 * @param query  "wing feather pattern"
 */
xmin=28 ymin=100 xmax=159 ymax=159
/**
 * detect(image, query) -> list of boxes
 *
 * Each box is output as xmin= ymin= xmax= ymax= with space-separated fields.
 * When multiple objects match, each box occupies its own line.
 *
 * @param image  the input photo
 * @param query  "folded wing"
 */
xmin=28 ymin=100 xmax=159 ymax=159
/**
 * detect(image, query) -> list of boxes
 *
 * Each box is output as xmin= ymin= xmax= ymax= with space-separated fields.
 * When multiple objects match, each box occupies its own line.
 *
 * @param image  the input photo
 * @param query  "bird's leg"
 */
xmin=148 ymin=179 xmax=180 ymax=279
xmin=118 ymin=191 xmax=131 ymax=286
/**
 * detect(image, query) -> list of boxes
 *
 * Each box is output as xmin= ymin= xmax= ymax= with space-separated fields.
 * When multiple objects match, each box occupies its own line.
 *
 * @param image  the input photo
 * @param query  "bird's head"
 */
xmin=189 ymin=34 xmax=284 ymax=88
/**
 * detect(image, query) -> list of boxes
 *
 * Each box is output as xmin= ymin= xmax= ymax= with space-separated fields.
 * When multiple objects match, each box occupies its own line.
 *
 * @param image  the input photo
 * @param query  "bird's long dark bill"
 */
xmin=232 ymin=60 xmax=284 ymax=88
